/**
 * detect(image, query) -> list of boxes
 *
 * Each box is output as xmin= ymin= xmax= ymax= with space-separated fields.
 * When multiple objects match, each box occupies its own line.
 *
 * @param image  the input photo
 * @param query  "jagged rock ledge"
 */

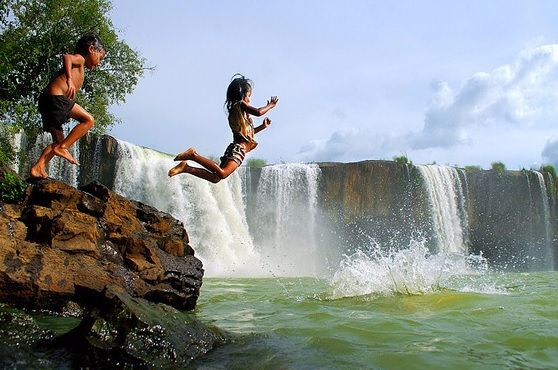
xmin=0 ymin=178 xmax=226 ymax=367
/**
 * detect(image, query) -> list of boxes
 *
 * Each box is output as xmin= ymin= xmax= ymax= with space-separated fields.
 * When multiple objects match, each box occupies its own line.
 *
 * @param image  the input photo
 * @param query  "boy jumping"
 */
xmin=30 ymin=32 xmax=105 ymax=179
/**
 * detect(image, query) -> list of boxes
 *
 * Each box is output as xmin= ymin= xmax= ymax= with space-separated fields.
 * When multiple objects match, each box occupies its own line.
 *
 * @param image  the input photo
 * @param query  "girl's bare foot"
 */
xmin=174 ymin=147 xmax=196 ymax=161
xmin=168 ymin=161 xmax=190 ymax=177
xmin=52 ymin=145 xmax=79 ymax=165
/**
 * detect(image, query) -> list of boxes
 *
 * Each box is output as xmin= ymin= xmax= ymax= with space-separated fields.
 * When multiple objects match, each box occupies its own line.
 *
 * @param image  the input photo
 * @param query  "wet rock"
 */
xmin=49 ymin=287 xmax=227 ymax=368
xmin=0 ymin=178 xmax=203 ymax=311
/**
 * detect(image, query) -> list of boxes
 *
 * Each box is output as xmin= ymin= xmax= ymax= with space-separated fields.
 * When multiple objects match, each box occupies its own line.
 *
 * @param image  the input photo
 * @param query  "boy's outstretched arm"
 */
xmin=242 ymin=96 xmax=279 ymax=117
xmin=63 ymin=53 xmax=84 ymax=99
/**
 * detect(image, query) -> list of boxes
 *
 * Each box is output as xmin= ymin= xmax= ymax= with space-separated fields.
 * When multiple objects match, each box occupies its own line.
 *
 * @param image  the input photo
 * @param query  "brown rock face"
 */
xmin=0 ymin=179 xmax=203 ymax=311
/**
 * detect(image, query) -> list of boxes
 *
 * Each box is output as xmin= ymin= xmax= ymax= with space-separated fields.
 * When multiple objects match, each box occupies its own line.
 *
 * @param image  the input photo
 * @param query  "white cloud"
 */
xmin=542 ymin=137 xmax=558 ymax=165
xmin=299 ymin=44 xmax=558 ymax=164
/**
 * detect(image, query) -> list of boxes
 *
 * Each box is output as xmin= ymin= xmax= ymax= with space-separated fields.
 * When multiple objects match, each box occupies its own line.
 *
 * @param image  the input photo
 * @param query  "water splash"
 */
xmin=329 ymin=239 xmax=499 ymax=299
xmin=112 ymin=140 xmax=262 ymax=277
xmin=251 ymin=163 xmax=321 ymax=276
xmin=417 ymin=165 xmax=469 ymax=254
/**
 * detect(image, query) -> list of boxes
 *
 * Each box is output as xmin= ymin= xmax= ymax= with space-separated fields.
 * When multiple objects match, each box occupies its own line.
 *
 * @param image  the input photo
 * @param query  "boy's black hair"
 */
xmin=225 ymin=74 xmax=253 ymax=112
xmin=74 ymin=32 xmax=104 ymax=57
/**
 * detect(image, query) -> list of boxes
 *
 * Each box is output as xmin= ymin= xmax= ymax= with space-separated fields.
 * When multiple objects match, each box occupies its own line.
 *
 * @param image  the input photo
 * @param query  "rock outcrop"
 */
xmin=0 ymin=178 xmax=226 ymax=366
xmin=1 ymin=178 xmax=202 ymax=311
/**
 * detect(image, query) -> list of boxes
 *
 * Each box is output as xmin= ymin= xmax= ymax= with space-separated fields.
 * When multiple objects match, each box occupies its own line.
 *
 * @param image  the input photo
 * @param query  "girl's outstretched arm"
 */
xmin=255 ymin=117 xmax=272 ymax=133
xmin=242 ymin=96 xmax=279 ymax=116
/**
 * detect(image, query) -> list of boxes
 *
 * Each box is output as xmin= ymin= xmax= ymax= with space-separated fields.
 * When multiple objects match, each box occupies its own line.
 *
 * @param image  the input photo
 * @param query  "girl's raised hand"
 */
xmin=263 ymin=117 xmax=272 ymax=127
xmin=267 ymin=96 xmax=279 ymax=106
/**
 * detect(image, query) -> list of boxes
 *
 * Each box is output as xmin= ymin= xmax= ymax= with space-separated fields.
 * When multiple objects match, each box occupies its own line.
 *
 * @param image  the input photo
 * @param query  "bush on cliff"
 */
xmin=540 ymin=164 xmax=557 ymax=180
xmin=393 ymin=154 xmax=411 ymax=165
xmin=491 ymin=161 xmax=506 ymax=173
xmin=464 ymin=165 xmax=483 ymax=172
xmin=247 ymin=158 xmax=267 ymax=168
xmin=0 ymin=168 xmax=25 ymax=203
xmin=540 ymin=164 xmax=558 ymax=198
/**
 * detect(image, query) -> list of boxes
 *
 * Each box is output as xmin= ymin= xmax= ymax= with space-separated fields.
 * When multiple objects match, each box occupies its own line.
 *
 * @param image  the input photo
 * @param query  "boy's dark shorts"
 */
xmin=38 ymin=93 xmax=75 ymax=132
xmin=220 ymin=142 xmax=246 ymax=166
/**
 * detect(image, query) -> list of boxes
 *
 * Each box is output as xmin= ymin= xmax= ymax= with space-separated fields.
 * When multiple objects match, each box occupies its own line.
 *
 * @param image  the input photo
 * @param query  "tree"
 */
xmin=0 ymin=0 xmax=149 ymax=138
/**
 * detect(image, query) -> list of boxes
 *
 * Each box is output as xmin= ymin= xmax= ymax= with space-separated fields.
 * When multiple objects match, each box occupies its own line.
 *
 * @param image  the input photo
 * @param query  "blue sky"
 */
xmin=108 ymin=0 xmax=558 ymax=169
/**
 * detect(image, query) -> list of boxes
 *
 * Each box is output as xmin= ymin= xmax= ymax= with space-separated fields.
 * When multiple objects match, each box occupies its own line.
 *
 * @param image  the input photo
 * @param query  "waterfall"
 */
xmin=89 ymin=136 xmax=104 ymax=181
xmin=251 ymin=163 xmax=321 ymax=276
xmin=9 ymin=131 xmax=22 ymax=173
xmin=533 ymin=171 xmax=554 ymax=268
xmin=417 ymin=165 xmax=469 ymax=254
xmin=111 ymin=140 xmax=261 ymax=276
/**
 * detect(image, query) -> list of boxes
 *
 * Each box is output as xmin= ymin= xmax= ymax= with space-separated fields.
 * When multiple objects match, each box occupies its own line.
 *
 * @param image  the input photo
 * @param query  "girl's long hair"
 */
xmin=225 ymin=74 xmax=252 ymax=112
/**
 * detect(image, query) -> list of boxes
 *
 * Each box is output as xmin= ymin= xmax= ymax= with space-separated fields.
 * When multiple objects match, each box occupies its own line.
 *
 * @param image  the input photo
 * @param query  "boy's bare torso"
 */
xmin=45 ymin=58 xmax=85 ymax=96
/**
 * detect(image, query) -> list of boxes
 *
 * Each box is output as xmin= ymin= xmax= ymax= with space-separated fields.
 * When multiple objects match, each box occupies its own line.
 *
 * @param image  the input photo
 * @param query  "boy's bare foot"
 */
xmin=29 ymin=165 xmax=48 ymax=179
xmin=168 ymin=161 xmax=190 ymax=177
xmin=52 ymin=145 xmax=79 ymax=165
xmin=174 ymin=147 xmax=196 ymax=161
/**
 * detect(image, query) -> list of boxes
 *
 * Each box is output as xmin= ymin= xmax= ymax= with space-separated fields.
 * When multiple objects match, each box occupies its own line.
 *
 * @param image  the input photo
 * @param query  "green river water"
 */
xmin=190 ymin=272 xmax=558 ymax=369
xmin=3 ymin=246 xmax=557 ymax=369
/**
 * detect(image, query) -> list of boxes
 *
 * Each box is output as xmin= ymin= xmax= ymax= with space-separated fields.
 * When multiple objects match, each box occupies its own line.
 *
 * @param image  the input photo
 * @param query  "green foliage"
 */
xmin=0 ymin=0 xmax=150 ymax=134
xmin=540 ymin=164 xmax=557 ymax=180
xmin=0 ymin=129 xmax=16 ymax=164
xmin=0 ymin=171 xmax=26 ymax=203
xmin=540 ymin=164 xmax=558 ymax=198
xmin=247 ymin=158 xmax=267 ymax=168
xmin=464 ymin=165 xmax=482 ymax=172
xmin=490 ymin=161 xmax=506 ymax=173
xmin=393 ymin=154 xmax=411 ymax=165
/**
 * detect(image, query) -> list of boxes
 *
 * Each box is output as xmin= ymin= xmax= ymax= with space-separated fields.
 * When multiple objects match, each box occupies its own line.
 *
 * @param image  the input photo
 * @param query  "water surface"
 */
xmin=192 ymin=272 xmax=558 ymax=369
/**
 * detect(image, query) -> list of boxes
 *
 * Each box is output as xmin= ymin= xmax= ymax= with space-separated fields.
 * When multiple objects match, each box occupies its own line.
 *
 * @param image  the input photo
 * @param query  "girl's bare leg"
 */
xmin=168 ymin=149 xmax=240 ymax=183
xmin=51 ymin=103 xmax=94 ymax=165
xmin=168 ymin=161 xmax=222 ymax=182
xmin=174 ymin=147 xmax=196 ymax=161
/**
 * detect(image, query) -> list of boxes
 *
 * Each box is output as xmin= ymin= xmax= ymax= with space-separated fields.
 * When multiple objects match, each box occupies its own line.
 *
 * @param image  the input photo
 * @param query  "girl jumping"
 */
xmin=168 ymin=74 xmax=278 ymax=183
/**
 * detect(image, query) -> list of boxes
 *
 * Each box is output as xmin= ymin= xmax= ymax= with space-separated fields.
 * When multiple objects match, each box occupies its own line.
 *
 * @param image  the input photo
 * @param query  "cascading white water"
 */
xmin=417 ymin=165 xmax=469 ymax=254
xmin=10 ymin=131 xmax=23 ymax=173
xmin=533 ymin=171 xmax=554 ymax=267
xmin=252 ymin=163 xmax=321 ymax=276
xmin=112 ymin=140 xmax=262 ymax=276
